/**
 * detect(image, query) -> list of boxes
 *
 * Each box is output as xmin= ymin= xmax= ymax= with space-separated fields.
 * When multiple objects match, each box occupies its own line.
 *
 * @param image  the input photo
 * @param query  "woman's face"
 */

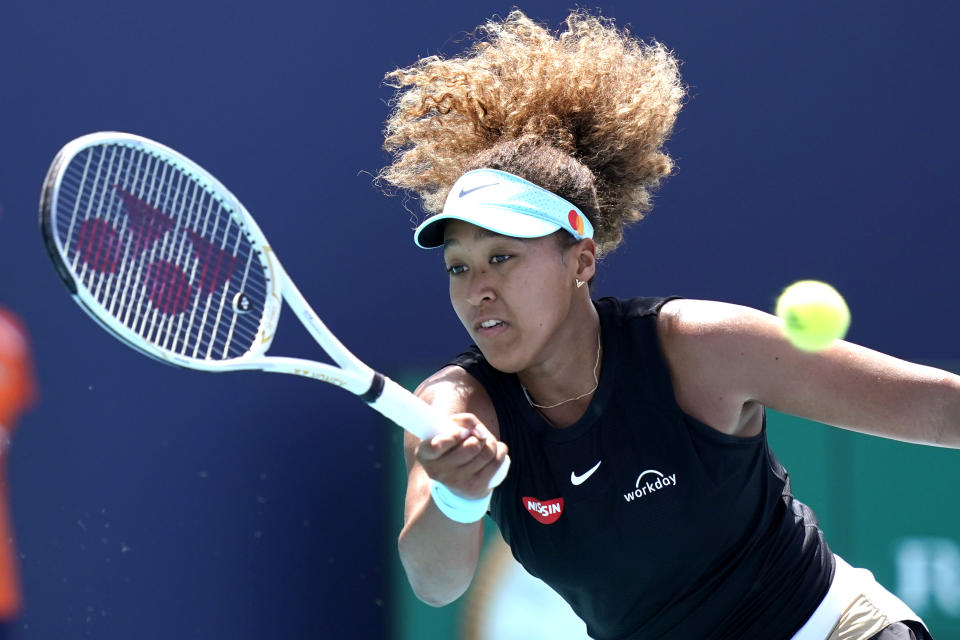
xmin=442 ymin=220 xmax=580 ymax=373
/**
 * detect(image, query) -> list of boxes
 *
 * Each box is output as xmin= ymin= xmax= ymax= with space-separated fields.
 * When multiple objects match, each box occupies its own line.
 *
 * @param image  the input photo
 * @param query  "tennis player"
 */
xmin=382 ymin=10 xmax=954 ymax=639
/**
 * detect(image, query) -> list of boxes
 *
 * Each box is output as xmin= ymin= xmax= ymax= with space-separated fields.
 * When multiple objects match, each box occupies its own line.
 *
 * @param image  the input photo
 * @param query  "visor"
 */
xmin=413 ymin=168 xmax=594 ymax=249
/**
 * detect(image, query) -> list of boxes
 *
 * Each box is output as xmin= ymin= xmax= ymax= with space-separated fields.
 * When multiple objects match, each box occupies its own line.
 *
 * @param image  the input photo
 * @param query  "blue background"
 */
xmin=0 ymin=1 xmax=958 ymax=638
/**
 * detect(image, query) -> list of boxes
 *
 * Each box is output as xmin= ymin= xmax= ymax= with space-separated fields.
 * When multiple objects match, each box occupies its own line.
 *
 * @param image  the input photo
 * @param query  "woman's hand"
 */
xmin=414 ymin=413 xmax=509 ymax=500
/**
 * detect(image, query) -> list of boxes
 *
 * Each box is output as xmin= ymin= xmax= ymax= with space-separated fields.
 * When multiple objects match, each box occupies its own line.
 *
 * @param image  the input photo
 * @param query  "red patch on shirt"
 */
xmin=522 ymin=496 xmax=564 ymax=525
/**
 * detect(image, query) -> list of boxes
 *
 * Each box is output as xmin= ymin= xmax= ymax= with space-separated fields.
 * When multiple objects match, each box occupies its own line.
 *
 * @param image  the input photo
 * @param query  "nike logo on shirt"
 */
xmin=570 ymin=460 xmax=602 ymax=486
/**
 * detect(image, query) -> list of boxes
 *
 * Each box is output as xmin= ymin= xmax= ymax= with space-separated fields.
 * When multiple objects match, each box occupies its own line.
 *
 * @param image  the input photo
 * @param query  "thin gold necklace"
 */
xmin=523 ymin=329 xmax=602 ymax=410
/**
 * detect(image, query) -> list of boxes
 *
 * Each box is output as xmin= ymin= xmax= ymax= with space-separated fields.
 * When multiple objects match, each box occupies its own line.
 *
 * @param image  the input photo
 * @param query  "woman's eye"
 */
xmin=491 ymin=255 xmax=511 ymax=265
xmin=446 ymin=264 xmax=468 ymax=275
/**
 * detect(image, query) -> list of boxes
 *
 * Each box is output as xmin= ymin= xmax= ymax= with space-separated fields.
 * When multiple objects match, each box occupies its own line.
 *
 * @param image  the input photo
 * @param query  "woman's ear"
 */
xmin=574 ymin=238 xmax=597 ymax=283
xmin=570 ymin=238 xmax=597 ymax=282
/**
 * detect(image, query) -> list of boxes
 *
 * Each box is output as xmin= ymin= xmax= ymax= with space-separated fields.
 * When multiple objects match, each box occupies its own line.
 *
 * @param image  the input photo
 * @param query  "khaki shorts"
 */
xmin=792 ymin=555 xmax=930 ymax=640
xmin=829 ymin=598 xmax=931 ymax=640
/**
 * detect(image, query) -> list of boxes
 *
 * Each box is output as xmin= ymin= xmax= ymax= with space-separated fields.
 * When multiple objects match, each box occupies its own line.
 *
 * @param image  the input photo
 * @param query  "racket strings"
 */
xmin=54 ymin=144 xmax=269 ymax=361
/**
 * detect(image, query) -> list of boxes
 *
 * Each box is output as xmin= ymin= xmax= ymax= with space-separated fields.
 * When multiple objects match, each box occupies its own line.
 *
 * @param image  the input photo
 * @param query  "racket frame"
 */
xmin=39 ymin=131 xmax=513 ymax=479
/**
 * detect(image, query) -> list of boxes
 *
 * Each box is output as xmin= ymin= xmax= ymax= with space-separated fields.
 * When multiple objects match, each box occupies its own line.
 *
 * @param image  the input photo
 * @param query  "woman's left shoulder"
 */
xmin=656 ymin=298 xmax=761 ymax=339
xmin=654 ymin=297 xmax=791 ymax=377
xmin=653 ymin=299 xmax=772 ymax=436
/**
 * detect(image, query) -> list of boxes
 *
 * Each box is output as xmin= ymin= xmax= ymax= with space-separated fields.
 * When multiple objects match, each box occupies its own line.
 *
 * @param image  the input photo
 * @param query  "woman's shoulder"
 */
xmin=414 ymin=364 xmax=500 ymax=439
xmin=654 ymin=298 xmax=761 ymax=364
xmin=655 ymin=298 xmax=758 ymax=338
xmin=653 ymin=298 xmax=773 ymax=436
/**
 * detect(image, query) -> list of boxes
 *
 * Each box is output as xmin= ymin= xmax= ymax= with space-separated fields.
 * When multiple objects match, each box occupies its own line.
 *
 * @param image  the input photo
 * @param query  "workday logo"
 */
xmin=623 ymin=469 xmax=678 ymax=503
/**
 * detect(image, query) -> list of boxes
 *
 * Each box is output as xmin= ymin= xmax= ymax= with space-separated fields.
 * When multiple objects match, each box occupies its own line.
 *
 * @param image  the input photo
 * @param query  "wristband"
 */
xmin=430 ymin=480 xmax=491 ymax=524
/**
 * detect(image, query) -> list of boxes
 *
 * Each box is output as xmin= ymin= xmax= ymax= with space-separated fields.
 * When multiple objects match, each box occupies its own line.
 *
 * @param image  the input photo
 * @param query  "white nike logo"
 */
xmin=570 ymin=460 xmax=602 ymax=486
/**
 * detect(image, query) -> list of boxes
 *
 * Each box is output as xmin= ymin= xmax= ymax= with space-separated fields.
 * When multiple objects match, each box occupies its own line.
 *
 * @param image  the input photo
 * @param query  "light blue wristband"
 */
xmin=430 ymin=480 xmax=491 ymax=524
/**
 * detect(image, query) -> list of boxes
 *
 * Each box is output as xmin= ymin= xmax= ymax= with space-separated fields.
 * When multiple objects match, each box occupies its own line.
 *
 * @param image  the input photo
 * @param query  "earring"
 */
xmin=576 ymin=279 xmax=586 ymax=288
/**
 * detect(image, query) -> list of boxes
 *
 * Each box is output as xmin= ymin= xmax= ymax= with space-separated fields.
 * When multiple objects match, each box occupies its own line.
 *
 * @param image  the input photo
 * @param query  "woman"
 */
xmin=379 ymin=10 xmax=955 ymax=639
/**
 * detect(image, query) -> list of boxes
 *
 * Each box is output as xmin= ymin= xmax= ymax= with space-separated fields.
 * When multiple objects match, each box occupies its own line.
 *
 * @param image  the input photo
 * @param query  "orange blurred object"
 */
xmin=0 ymin=309 xmax=37 ymax=430
xmin=0 ymin=308 xmax=38 ymax=619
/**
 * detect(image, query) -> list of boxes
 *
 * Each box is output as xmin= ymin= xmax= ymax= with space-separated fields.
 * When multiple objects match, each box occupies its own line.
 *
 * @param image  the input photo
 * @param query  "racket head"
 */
xmin=40 ymin=132 xmax=282 ymax=369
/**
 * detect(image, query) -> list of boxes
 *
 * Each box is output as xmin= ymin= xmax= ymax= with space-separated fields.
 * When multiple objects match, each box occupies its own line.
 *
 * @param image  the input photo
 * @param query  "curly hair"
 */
xmin=379 ymin=9 xmax=685 ymax=256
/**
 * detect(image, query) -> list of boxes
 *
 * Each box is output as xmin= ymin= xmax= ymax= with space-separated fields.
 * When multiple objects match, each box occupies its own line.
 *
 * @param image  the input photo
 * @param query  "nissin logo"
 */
xmin=522 ymin=497 xmax=564 ymax=525
xmin=623 ymin=469 xmax=677 ymax=503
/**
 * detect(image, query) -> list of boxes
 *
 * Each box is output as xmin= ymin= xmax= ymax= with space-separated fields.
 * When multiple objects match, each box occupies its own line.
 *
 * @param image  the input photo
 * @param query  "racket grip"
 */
xmin=367 ymin=375 xmax=511 ymax=489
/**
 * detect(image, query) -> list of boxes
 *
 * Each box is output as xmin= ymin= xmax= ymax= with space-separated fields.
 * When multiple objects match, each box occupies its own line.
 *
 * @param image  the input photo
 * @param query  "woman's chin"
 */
xmin=477 ymin=348 xmax=525 ymax=374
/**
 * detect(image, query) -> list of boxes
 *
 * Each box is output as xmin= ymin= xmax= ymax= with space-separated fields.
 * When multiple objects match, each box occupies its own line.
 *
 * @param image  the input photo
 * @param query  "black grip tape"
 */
xmin=360 ymin=372 xmax=386 ymax=404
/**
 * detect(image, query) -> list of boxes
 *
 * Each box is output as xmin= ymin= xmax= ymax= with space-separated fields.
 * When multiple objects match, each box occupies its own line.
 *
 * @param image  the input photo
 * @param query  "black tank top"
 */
xmin=451 ymin=296 xmax=833 ymax=640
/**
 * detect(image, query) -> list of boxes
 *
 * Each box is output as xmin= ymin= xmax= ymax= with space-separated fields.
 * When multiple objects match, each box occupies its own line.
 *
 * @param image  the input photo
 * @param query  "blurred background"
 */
xmin=1 ymin=1 xmax=958 ymax=638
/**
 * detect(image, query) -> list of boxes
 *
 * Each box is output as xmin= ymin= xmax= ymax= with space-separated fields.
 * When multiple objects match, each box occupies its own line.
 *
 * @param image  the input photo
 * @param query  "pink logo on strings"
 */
xmin=144 ymin=260 xmax=192 ymax=315
xmin=114 ymin=186 xmax=175 ymax=256
xmin=76 ymin=218 xmax=122 ymax=274
xmin=186 ymin=230 xmax=239 ymax=294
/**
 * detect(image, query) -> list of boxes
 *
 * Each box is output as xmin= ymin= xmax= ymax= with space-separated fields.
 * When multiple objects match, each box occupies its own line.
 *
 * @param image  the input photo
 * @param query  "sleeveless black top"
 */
xmin=451 ymin=296 xmax=833 ymax=640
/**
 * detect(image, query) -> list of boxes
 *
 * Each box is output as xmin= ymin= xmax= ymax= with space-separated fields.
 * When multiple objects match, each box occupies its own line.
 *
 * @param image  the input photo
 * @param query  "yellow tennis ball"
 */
xmin=775 ymin=280 xmax=850 ymax=352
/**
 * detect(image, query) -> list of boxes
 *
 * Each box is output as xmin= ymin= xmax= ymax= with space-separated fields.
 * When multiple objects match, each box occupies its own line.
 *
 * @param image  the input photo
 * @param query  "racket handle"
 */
xmin=368 ymin=375 xmax=511 ymax=489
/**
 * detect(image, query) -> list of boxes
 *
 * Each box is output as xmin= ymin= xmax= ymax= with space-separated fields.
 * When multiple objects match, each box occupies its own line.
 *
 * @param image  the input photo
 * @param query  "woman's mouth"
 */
xmin=476 ymin=319 xmax=509 ymax=337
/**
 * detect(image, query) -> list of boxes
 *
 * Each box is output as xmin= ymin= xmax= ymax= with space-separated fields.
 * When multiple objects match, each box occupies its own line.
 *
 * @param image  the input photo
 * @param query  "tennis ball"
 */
xmin=775 ymin=280 xmax=850 ymax=352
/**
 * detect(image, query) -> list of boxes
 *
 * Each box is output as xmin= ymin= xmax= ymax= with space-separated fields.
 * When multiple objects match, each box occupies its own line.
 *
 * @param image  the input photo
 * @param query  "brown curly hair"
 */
xmin=379 ymin=9 xmax=685 ymax=256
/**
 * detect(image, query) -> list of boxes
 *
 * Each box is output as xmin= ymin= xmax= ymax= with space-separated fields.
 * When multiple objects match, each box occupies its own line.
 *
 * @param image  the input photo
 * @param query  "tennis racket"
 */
xmin=39 ymin=131 xmax=509 ymax=488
